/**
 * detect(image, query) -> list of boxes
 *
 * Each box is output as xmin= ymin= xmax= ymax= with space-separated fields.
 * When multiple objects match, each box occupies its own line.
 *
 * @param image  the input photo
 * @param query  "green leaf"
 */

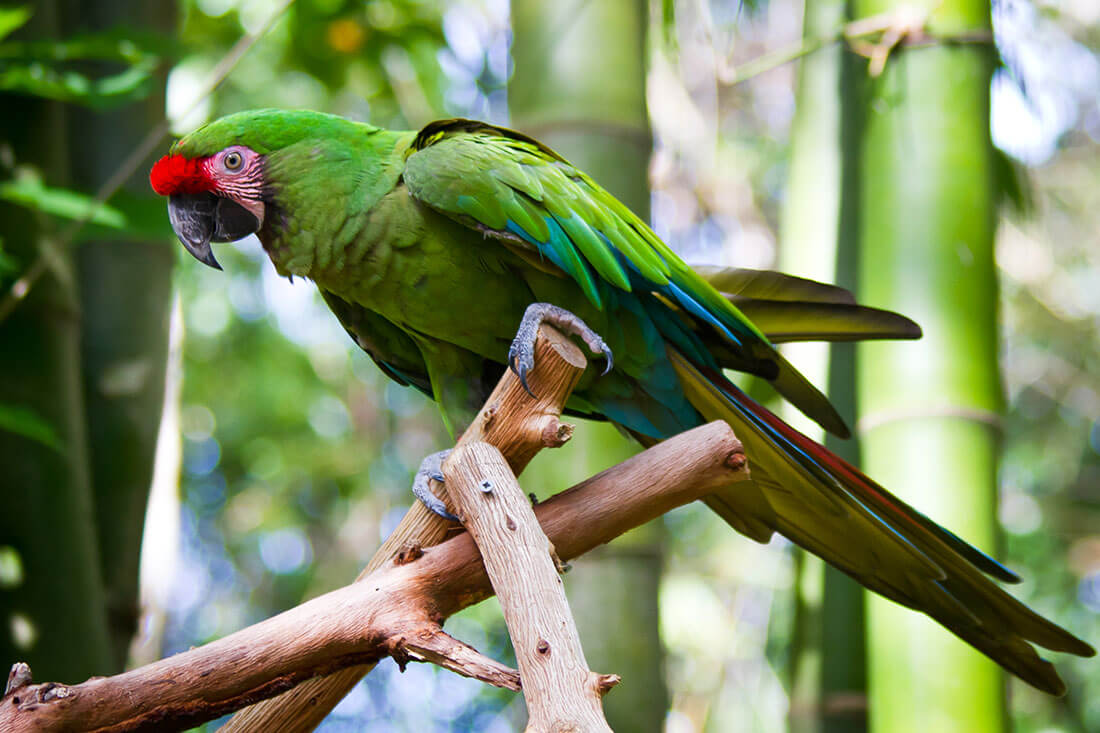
xmin=993 ymin=147 xmax=1035 ymax=216
xmin=0 ymin=58 xmax=156 ymax=108
xmin=0 ymin=403 xmax=63 ymax=452
xmin=0 ymin=27 xmax=165 ymax=108
xmin=0 ymin=28 xmax=167 ymax=63
xmin=0 ymin=236 xmax=17 ymax=277
xmin=0 ymin=5 xmax=31 ymax=42
xmin=0 ymin=176 xmax=127 ymax=228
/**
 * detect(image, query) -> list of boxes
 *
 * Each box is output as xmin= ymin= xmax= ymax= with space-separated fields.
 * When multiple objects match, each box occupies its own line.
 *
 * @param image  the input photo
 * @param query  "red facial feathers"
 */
xmin=150 ymin=154 xmax=212 ymax=196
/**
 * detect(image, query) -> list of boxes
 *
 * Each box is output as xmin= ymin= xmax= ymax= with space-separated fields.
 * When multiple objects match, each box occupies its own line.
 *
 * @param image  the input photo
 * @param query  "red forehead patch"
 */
xmin=150 ymin=154 xmax=212 ymax=196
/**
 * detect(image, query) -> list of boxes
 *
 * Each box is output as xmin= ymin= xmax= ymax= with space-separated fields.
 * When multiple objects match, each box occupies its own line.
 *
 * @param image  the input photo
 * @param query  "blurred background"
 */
xmin=0 ymin=0 xmax=1097 ymax=731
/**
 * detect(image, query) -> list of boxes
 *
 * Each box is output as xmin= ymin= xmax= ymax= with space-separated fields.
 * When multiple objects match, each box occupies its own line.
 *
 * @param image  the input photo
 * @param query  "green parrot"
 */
xmin=151 ymin=109 xmax=1093 ymax=694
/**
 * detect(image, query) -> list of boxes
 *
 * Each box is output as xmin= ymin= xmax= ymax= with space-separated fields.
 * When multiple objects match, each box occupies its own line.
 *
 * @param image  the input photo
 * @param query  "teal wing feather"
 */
xmin=402 ymin=119 xmax=849 ymax=437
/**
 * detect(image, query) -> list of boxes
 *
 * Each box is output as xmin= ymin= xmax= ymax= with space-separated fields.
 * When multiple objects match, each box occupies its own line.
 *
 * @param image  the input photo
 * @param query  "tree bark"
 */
xmin=446 ymin=442 xmax=618 ymax=733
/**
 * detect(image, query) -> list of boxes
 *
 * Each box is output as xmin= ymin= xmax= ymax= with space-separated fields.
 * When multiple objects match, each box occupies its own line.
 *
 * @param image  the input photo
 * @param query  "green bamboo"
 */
xmin=781 ymin=1 xmax=868 ymax=730
xmin=510 ymin=1 xmax=668 ymax=729
xmin=852 ymin=0 xmax=1005 ymax=731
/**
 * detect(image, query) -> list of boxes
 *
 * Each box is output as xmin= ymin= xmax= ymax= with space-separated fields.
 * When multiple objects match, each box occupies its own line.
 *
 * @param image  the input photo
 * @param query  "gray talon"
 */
xmin=508 ymin=303 xmax=613 ymax=396
xmin=413 ymin=449 xmax=458 ymax=521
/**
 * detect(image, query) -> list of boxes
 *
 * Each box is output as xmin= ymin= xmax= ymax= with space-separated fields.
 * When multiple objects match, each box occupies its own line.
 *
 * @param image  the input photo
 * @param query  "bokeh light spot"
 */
xmin=10 ymin=613 xmax=36 ymax=650
xmin=258 ymin=527 xmax=313 ymax=574
xmin=0 ymin=546 xmax=23 ymax=589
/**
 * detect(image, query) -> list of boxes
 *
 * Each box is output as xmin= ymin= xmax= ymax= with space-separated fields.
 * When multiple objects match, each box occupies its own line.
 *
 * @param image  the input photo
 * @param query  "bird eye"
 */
xmin=224 ymin=151 xmax=243 ymax=171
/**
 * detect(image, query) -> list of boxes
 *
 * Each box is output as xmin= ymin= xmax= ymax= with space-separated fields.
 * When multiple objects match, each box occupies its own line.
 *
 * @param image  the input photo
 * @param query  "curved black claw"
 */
xmin=507 ymin=343 xmax=536 ymax=398
xmin=508 ymin=303 xmax=614 ymax=397
xmin=412 ymin=449 xmax=458 ymax=521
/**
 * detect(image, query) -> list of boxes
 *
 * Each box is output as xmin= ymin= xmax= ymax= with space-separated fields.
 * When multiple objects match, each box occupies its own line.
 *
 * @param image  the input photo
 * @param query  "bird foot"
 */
xmin=507 ymin=302 xmax=613 ymax=396
xmin=412 ymin=449 xmax=458 ymax=521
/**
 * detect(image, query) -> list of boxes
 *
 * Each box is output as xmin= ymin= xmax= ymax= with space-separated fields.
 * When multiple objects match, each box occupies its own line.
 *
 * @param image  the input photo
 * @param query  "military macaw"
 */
xmin=150 ymin=109 xmax=1094 ymax=694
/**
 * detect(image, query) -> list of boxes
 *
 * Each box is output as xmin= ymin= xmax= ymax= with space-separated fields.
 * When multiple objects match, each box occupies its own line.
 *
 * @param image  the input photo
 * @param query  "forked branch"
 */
xmin=1 ymin=326 xmax=748 ymax=732
xmin=1 ymin=422 xmax=747 ymax=732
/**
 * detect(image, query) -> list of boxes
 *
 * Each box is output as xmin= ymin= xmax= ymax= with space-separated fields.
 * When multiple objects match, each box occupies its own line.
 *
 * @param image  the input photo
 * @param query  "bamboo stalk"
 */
xmin=509 ymin=2 xmax=668 ymax=728
xmin=780 ymin=1 xmax=868 ymax=729
xmin=853 ymin=1 xmax=1005 ymax=730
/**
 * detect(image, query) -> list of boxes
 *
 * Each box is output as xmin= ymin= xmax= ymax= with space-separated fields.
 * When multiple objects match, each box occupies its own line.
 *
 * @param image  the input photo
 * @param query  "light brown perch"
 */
xmin=0 ymin=421 xmax=748 ymax=732
xmin=446 ymin=442 xmax=618 ymax=732
xmin=220 ymin=323 xmax=590 ymax=733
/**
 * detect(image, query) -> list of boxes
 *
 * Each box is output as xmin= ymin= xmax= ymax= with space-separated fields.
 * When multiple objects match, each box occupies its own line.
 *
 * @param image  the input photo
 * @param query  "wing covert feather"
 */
xmin=402 ymin=119 xmax=848 ymax=436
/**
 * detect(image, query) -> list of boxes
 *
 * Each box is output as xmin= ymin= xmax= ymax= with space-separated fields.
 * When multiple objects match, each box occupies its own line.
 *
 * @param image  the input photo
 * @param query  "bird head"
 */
xmin=150 ymin=108 xmax=353 ymax=269
xmin=150 ymin=145 xmax=265 ymax=269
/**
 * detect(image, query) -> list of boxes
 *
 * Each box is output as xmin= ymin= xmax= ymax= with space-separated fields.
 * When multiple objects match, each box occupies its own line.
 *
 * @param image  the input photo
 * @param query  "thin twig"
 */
xmin=717 ymin=6 xmax=992 ymax=86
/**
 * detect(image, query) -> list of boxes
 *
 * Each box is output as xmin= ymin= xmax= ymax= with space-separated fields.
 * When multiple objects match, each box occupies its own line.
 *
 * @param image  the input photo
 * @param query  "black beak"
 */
xmin=168 ymin=193 xmax=260 ymax=270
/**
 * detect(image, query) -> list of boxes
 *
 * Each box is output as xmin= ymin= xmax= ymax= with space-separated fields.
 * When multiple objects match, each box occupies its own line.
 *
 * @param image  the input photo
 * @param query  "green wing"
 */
xmin=402 ymin=119 xmax=850 ymax=437
xmin=319 ymin=289 xmax=432 ymax=395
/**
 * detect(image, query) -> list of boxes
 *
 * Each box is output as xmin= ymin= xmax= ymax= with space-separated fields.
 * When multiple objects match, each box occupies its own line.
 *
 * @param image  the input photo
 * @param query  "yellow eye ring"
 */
xmin=224 ymin=151 xmax=243 ymax=170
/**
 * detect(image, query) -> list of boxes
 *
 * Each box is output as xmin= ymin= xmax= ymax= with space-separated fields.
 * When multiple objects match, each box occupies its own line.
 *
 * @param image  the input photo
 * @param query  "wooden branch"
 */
xmin=446 ymin=443 xmax=616 ymax=732
xmin=221 ymin=324 xmax=588 ymax=733
xmin=1 ymin=422 xmax=747 ymax=732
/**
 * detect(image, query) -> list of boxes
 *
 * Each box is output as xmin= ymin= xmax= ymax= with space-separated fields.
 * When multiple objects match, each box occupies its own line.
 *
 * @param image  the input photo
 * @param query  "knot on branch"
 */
xmin=725 ymin=449 xmax=747 ymax=471
xmin=5 ymin=663 xmax=32 ymax=697
xmin=592 ymin=673 xmax=621 ymax=696
xmin=2 ymin=664 xmax=74 ymax=712
xmin=393 ymin=542 xmax=424 ymax=565
xmin=481 ymin=403 xmax=499 ymax=428
xmin=540 ymin=418 xmax=574 ymax=448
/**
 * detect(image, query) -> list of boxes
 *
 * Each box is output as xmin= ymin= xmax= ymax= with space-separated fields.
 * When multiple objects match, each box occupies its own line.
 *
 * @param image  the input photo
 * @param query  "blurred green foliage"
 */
xmin=0 ymin=403 xmax=63 ymax=452
xmin=0 ymin=6 xmax=164 ymax=107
